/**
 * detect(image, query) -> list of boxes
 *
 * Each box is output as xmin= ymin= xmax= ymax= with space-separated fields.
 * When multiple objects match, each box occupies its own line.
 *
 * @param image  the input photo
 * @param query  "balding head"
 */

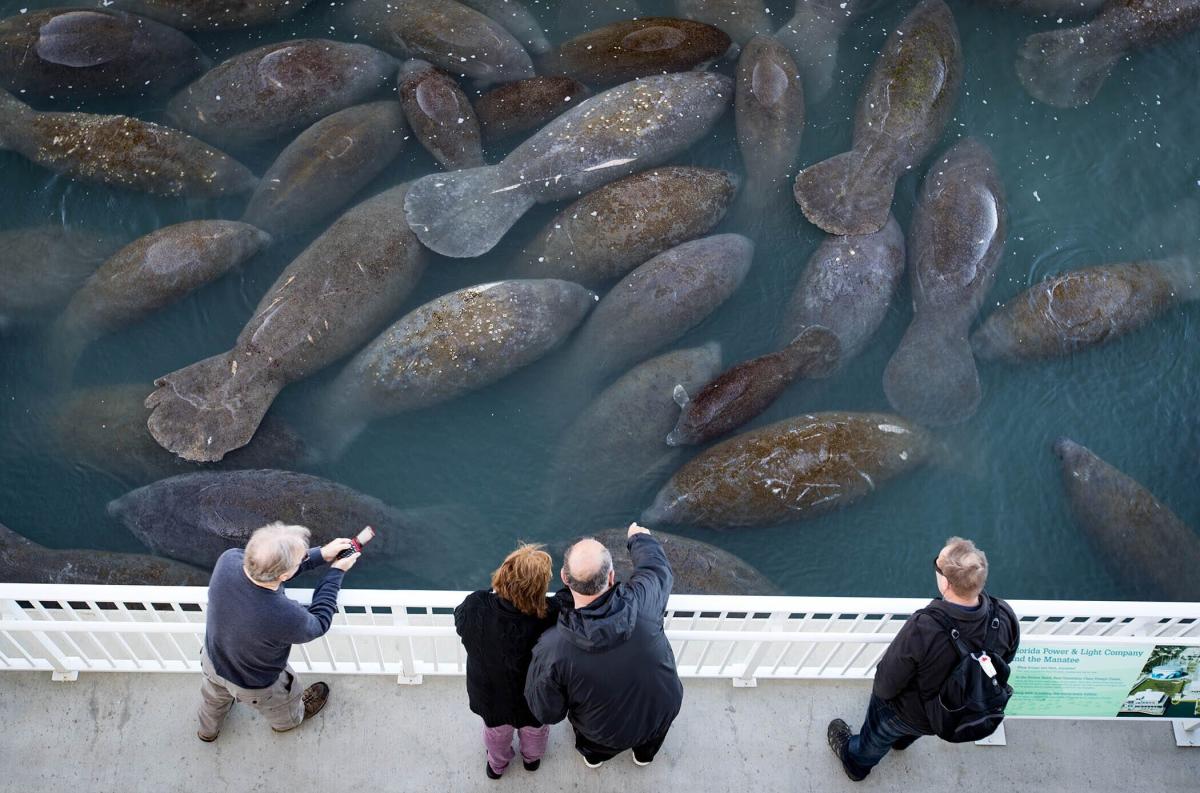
xmin=562 ymin=538 xmax=614 ymax=597
xmin=243 ymin=522 xmax=309 ymax=584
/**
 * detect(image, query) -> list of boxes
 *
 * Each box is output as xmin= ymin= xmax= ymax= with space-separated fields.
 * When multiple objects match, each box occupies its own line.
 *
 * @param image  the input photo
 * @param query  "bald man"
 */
xmin=525 ymin=523 xmax=683 ymax=768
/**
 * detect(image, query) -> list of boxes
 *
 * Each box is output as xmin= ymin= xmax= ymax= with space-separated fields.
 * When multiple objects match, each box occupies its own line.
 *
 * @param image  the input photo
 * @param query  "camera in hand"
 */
xmin=336 ymin=526 xmax=375 ymax=559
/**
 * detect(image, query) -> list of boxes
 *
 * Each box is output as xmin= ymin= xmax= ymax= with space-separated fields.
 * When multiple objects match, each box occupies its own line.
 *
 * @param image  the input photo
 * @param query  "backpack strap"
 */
xmin=981 ymin=595 xmax=1001 ymax=650
xmin=915 ymin=605 xmax=973 ymax=659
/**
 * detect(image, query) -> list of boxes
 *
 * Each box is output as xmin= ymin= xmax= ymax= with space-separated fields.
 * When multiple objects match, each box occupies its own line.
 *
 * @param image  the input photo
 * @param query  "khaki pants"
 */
xmin=197 ymin=648 xmax=304 ymax=737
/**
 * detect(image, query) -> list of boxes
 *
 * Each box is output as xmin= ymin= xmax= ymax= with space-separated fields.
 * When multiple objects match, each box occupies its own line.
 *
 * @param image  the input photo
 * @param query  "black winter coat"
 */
xmin=454 ymin=591 xmax=558 ymax=728
xmin=524 ymin=534 xmax=683 ymax=750
xmin=873 ymin=593 xmax=1020 ymax=733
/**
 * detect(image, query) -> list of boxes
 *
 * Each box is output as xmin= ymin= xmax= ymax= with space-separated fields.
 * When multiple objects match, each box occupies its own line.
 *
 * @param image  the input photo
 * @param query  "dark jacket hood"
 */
xmin=557 ymin=584 xmax=638 ymax=652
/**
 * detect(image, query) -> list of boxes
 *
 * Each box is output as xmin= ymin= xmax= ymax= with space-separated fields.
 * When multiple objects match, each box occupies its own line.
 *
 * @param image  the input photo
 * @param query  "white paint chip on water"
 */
xmin=1033 ymin=190 xmax=1041 ymax=202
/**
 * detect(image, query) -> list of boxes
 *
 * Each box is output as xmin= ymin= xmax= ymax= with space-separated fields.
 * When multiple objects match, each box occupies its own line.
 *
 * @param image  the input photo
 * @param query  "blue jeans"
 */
xmin=844 ymin=694 xmax=925 ymax=778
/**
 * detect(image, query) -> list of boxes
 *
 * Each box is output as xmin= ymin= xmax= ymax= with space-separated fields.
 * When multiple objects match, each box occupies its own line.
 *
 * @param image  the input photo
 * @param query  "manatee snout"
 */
xmin=1053 ymin=436 xmax=1081 ymax=464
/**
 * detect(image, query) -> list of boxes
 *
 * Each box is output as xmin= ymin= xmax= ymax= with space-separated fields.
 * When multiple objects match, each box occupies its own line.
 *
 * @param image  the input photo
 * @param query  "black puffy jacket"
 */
xmin=454 ymin=591 xmax=558 ymax=728
xmin=524 ymin=534 xmax=684 ymax=749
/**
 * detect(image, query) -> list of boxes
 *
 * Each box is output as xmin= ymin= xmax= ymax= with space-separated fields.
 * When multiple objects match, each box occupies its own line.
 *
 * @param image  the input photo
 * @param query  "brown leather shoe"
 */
xmin=197 ymin=730 xmax=218 ymax=743
xmin=302 ymin=681 xmax=330 ymax=721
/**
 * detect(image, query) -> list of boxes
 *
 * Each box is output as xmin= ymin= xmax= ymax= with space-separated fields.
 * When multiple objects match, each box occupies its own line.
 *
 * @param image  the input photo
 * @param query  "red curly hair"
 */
xmin=492 ymin=543 xmax=553 ymax=618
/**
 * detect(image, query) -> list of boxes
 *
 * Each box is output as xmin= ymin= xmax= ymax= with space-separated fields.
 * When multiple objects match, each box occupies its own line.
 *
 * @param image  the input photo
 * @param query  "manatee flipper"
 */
xmin=883 ymin=316 xmax=980 ymax=427
xmin=1016 ymin=29 xmax=1122 ymax=108
xmin=793 ymin=150 xmax=895 ymax=236
xmin=145 ymin=352 xmax=284 ymax=462
xmin=403 ymin=165 xmax=536 ymax=257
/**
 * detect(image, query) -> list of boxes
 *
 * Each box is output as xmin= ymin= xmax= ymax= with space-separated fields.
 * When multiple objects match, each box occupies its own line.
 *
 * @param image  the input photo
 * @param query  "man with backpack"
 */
xmin=827 ymin=537 xmax=1020 ymax=781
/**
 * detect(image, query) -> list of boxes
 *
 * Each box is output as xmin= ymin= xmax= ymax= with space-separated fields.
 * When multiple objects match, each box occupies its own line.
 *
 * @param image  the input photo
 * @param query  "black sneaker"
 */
xmin=892 ymin=735 xmax=917 ymax=751
xmin=826 ymin=719 xmax=866 ymax=782
xmin=522 ymin=759 xmax=540 ymax=772
xmin=485 ymin=761 xmax=502 ymax=780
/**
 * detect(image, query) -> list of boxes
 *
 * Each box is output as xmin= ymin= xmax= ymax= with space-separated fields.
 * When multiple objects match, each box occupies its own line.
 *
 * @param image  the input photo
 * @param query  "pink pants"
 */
xmin=483 ymin=722 xmax=550 ymax=774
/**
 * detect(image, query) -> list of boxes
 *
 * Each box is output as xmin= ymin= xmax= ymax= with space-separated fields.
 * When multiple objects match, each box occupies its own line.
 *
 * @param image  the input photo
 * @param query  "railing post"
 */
xmin=1173 ymin=720 xmax=1200 ymax=748
xmin=392 ymin=607 xmax=423 ymax=685
xmin=734 ymin=612 xmax=788 ymax=688
xmin=2 ymin=599 xmax=78 ymax=681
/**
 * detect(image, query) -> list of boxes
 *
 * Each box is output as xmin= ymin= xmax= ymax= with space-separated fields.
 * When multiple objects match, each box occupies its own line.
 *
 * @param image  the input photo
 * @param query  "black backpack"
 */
xmin=916 ymin=597 xmax=1013 ymax=743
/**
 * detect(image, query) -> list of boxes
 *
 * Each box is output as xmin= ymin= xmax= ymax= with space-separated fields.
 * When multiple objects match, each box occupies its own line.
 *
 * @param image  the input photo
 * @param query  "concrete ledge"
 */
xmin=0 ymin=673 xmax=1194 ymax=792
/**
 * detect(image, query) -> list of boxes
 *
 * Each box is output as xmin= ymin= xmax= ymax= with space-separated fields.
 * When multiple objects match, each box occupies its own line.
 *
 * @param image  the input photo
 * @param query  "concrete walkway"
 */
xmin=0 ymin=672 xmax=1195 ymax=792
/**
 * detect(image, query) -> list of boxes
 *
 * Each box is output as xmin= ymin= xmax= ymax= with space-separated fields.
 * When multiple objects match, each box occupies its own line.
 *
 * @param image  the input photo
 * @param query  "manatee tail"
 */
xmin=45 ymin=318 xmax=94 ymax=390
xmin=304 ymin=383 xmax=370 ymax=462
xmin=883 ymin=315 xmax=981 ymax=428
xmin=1016 ymin=27 xmax=1121 ymax=108
xmin=0 ymin=89 xmax=34 ymax=149
xmin=793 ymin=150 xmax=895 ymax=236
xmin=403 ymin=165 xmax=536 ymax=257
xmin=1158 ymin=255 xmax=1200 ymax=301
xmin=145 ymin=352 xmax=283 ymax=463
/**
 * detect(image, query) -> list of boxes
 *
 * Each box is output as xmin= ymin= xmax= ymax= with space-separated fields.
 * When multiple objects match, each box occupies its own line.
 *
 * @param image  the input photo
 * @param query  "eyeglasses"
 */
xmin=933 ymin=557 xmax=945 ymax=577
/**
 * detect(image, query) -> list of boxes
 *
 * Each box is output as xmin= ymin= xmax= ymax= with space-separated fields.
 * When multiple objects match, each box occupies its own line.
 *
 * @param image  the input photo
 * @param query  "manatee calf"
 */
xmin=644 ymin=412 xmax=933 ymax=529
xmin=544 ymin=17 xmax=731 ymax=86
xmin=735 ymin=35 xmax=804 ymax=204
xmin=0 ymin=227 xmax=119 ymax=326
xmin=475 ymin=76 xmax=592 ymax=142
xmin=793 ymin=0 xmax=962 ymax=235
xmin=109 ymin=0 xmax=314 ymax=31
xmin=884 ymin=139 xmax=1006 ymax=427
xmin=146 ymin=185 xmax=428 ymax=463
xmin=775 ymin=0 xmax=880 ymax=102
xmin=667 ymin=327 xmax=840 ymax=447
xmin=674 ymin=0 xmax=772 ymax=44
xmin=567 ymin=234 xmax=754 ymax=386
xmin=0 ymin=7 xmax=207 ymax=99
xmin=590 ymin=527 xmax=780 ymax=595
xmin=1018 ymin=0 xmax=1200 ymax=107
xmin=547 ymin=344 xmax=723 ymax=522
xmin=457 ymin=0 xmax=551 ymax=54
xmin=107 ymin=469 xmax=414 ymax=568
xmin=49 ymin=221 xmax=271 ymax=381
xmin=518 ymin=167 xmax=739 ymax=288
xmin=242 ymin=101 xmax=408 ymax=240
xmin=972 ymin=260 xmax=1200 ymax=363
xmin=778 ymin=217 xmax=906 ymax=366
xmin=0 ymin=91 xmax=255 ymax=198
xmin=314 ymin=279 xmax=596 ymax=457
xmin=398 ymin=60 xmax=484 ymax=171
xmin=404 ymin=72 xmax=732 ymax=258
xmin=0 ymin=521 xmax=208 ymax=586
xmin=339 ymin=0 xmax=534 ymax=85
xmin=168 ymin=39 xmax=397 ymax=149
xmin=54 ymin=383 xmax=309 ymax=486
xmin=1054 ymin=438 xmax=1200 ymax=601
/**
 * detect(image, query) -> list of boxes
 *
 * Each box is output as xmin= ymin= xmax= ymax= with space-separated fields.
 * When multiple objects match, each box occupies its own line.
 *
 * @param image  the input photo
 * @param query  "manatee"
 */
xmin=314 ymin=279 xmax=596 ymax=458
xmin=547 ymin=344 xmax=723 ymax=523
xmin=674 ymin=0 xmax=772 ymax=44
xmin=475 ymin=76 xmax=592 ymax=142
xmin=543 ymin=17 xmax=732 ymax=86
xmin=778 ymin=217 xmax=906 ymax=366
xmin=735 ymin=35 xmax=804 ymax=204
xmin=556 ymin=0 xmax=645 ymax=40
xmin=0 ymin=521 xmax=209 ymax=586
xmin=146 ymin=185 xmax=428 ymax=463
xmin=108 ymin=469 xmax=414 ymax=568
xmin=643 ymin=412 xmax=933 ymax=529
xmin=666 ymin=327 xmax=840 ymax=447
xmin=972 ymin=260 xmax=1200 ymax=363
xmin=54 ymin=383 xmax=309 ymax=486
xmin=0 ymin=91 xmax=255 ymax=198
xmin=242 ymin=101 xmax=408 ymax=240
xmin=566 ymin=234 xmax=754 ymax=387
xmin=775 ymin=0 xmax=879 ymax=103
xmin=0 ymin=227 xmax=119 ymax=327
xmin=793 ymin=0 xmax=962 ymax=236
xmin=339 ymin=0 xmax=534 ymax=85
xmin=0 ymin=7 xmax=207 ymax=99
xmin=108 ymin=0 xmax=314 ymax=31
xmin=405 ymin=72 xmax=733 ymax=258
xmin=590 ymin=527 xmax=780 ymax=595
xmin=517 ymin=166 xmax=739 ymax=288
xmin=883 ymin=139 xmax=1006 ymax=428
xmin=1054 ymin=438 xmax=1200 ymax=601
xmin=457 ymin=0 xmax=551 ymax=55
xmin=1017 ymin=0 xmax=1200 ymax=107
xmin=167 ymin=39 xmax=397 ymax=149
xmin=397 ymin=60 xmax=484 ymax=171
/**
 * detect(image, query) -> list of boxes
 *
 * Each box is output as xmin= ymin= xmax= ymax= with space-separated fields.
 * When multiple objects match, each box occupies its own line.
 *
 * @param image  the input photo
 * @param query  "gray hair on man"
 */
xmin=562 ymin=537 xmax=613 ymax=596
xmin=939 ymin=536 xmax=988 ymax=597
xmin=243 ymin=522 xmax=310 ymax=584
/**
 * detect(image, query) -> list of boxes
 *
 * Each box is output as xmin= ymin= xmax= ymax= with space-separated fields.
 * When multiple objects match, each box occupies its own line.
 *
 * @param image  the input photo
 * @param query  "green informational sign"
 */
xmin=1007 ymin=643 xmax=1200 ymax=719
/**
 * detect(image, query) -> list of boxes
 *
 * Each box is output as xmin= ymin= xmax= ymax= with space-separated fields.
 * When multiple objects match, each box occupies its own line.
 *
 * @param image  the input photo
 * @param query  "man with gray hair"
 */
xmin=525 ymin=523 xmax=683 ymax=768
xmin=827 ymin=537 xmax=1020 ymax=781
xmin=196 ymin=522 xmax=359 ymax=741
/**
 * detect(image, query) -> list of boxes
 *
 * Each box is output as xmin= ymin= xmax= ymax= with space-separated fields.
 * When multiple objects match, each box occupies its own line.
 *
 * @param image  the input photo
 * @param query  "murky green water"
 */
xmin=1 ymin=0 xmax=1197 ymax=599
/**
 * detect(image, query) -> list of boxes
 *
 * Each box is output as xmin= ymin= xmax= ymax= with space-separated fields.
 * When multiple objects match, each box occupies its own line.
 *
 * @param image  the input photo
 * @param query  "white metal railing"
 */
xmin=2 ymin=585 xmax=1197 ymax=687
